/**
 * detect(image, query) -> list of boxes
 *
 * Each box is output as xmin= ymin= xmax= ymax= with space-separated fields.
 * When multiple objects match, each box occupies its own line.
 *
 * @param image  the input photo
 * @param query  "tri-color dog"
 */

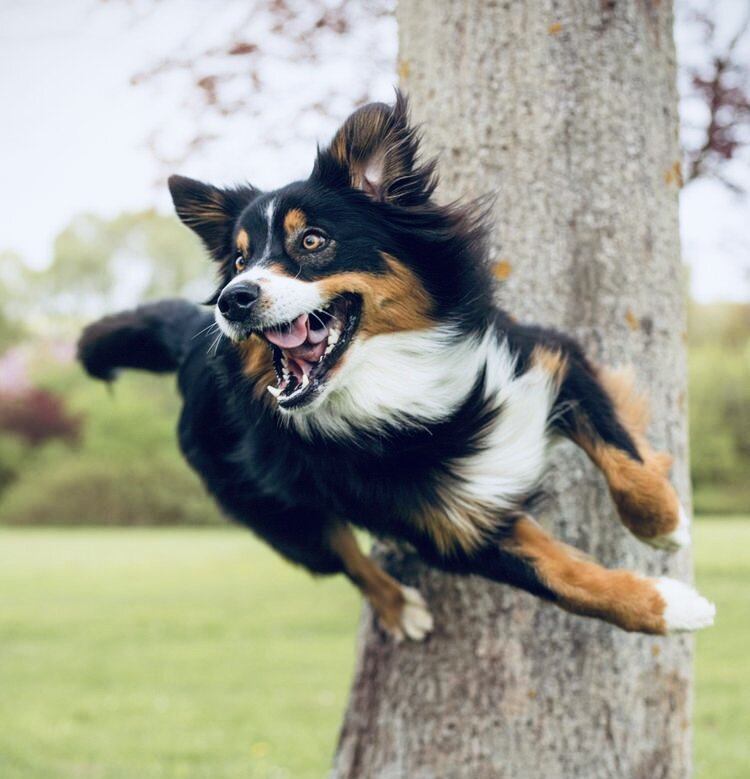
xmin=79 ymin=93 xmax=715 ymax=640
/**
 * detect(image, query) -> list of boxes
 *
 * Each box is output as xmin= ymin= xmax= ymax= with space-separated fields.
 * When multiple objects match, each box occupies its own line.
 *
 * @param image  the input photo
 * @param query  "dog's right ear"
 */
xmin=168 ymin=175 xmax=256 ymax=260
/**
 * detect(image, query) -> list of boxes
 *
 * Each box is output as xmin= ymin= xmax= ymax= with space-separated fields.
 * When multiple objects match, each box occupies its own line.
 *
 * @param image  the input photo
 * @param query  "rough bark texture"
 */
xmin=331 ymin=2 xmax=692 ymax=778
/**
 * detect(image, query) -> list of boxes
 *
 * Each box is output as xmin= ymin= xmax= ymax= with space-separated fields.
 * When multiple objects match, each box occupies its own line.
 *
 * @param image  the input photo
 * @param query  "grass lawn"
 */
xmin=0 ymin=519 xmax=747 ymax=778
xmin=693 ymin=517 xmax=750 ymax=779
xmin=0 ymin=529 xmax=359 ymax=779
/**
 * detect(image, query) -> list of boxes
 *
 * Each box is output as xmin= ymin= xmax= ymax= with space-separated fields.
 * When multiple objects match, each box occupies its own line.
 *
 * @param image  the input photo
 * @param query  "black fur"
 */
xmin=78 ymin=93 xmax=647 ymax=612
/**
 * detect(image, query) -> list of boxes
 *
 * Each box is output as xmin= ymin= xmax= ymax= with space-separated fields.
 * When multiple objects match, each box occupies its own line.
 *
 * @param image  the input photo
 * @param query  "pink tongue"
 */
xmin=263 ymin=312 xmax=331 ymax=381
xmin=307 ymin=321 xmax=328 ymax=344
xmin=264 ymin=314 xmax=309 ymax=348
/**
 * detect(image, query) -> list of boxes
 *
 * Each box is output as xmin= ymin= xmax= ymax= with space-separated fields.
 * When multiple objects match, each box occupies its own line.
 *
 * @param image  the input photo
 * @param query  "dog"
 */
xmin=79 ymin=93 xmax=715 ymax=640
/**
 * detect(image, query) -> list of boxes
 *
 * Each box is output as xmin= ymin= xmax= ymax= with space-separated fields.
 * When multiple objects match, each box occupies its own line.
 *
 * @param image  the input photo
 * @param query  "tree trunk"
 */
xmin=331 ymin=2 xmax=693 ymax=778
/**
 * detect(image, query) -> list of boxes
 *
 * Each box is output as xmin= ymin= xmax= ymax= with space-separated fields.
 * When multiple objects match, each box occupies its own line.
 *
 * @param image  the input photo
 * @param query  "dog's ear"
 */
xmin=313 ymin=91 xmax=436 ymax=207
xmin=168 ymin=175 xmax=256 ymax=260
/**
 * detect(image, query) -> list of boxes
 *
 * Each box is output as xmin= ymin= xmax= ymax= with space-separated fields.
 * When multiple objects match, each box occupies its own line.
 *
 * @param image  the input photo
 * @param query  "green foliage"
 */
xmin=0 ymin=364 xmax=223 ymax=527
xmin=0 ymin=251 xmax=30 ymax=349
xmin=688 ymin=301 xmax=750 ymax=350
xmin=4 ymin=210 xmax=213 ymax=326
xmin=0 ymin=385 xmax=82 ymax=503
xmin=688 ymin=302 xmax=750 ymax=514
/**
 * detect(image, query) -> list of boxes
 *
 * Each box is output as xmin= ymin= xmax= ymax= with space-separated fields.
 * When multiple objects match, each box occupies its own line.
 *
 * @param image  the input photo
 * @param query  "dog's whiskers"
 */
xmin=193 ymin=322 xmax=220 ymax=340
xmin=207 ymin=331 xmax=223 ymax=357
xmin=309 ymin=311 xmax=328 ymax=330
xmin=315 ymin=308 xmax=342 ymax=328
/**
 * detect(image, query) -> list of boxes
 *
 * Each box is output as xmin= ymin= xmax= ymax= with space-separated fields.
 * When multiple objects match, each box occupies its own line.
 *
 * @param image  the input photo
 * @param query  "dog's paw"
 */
xmin=638 ymin=504 xmax=691 ymax=552
xmin=381 ymin=586 xmax=434 ymax=642
xmin=656 ymin=577 xmax=716 ymax=633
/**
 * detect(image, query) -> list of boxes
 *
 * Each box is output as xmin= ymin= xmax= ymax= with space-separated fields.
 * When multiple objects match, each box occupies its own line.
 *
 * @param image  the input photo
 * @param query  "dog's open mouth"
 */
xmin=262 ymin=293 xmax=361 ymax=409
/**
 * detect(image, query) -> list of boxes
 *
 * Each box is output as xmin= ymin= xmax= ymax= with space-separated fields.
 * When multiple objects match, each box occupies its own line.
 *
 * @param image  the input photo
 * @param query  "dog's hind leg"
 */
xmin=325 ymin=523 xmax=434 ymax=642
xmin=543 ymin=347 xmax=690 ymax=551
xmin=471 ymin=515 xmax=714 ymax=634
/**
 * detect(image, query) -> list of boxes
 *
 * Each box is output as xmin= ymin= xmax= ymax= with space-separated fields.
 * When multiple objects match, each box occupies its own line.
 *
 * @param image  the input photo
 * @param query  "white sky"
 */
xmin=0 ymin=0 xmax=748 ymax=302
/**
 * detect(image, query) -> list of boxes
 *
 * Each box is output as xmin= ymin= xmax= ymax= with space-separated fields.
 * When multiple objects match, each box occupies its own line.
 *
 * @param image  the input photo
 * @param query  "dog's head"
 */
xmin=169 ymin=93 xmax=492 ymax=420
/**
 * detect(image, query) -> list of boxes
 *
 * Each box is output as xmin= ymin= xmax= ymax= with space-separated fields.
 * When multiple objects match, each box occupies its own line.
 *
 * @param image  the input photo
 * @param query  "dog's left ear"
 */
xmin=314 ymin=91 xmax=436 ymax=207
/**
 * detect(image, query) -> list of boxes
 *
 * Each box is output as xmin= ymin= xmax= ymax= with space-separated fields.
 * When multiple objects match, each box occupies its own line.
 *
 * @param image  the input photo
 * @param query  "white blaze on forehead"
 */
xmin=257 ymin=197 xmax=277 ymax=264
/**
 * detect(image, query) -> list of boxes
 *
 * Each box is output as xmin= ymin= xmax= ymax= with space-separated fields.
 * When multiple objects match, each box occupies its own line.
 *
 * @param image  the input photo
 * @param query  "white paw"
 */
xmin=639 ymin=504 xmax=691 ymax=552
xmin=391 ymin=586 xmax=434 ymax=642
xmin=656 ymin=577 xmax=716 ymax=633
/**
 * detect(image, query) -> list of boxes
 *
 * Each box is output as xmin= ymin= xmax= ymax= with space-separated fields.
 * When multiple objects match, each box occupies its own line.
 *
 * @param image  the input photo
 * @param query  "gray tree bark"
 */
xmin=331 ymin=2 xmax=692 ymax=778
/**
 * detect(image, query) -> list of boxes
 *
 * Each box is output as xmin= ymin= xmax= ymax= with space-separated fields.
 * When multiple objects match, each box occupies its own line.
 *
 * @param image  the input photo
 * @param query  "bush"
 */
xmin=0 ymin=387 xmax=82 ymax=446
xmin=0 ymin=363 xmax=223 ymax=527
xmin=0 ymin=457 xmax=221 ymax=526
xmin=688 ymin=303 xmax=750 ymax=514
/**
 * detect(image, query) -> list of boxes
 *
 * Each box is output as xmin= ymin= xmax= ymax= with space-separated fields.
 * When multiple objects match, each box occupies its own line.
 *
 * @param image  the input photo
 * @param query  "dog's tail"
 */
xmin=78 ymin=299 xmax=211 ymax=381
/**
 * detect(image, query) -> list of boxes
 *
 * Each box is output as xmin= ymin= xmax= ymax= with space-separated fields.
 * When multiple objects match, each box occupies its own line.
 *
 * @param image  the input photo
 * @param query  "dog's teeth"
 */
xmin=301 ymin=373 xmax=310 ymax=389
xmin=328 ymin=328 xmax=340 ymax=346
xmin=266 ymin=385 xmax=281 ymax=399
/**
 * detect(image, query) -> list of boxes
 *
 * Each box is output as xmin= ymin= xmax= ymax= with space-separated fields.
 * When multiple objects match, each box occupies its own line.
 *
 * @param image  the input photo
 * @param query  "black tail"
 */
xmin=78 ymin=300 xmax=211 ymax=381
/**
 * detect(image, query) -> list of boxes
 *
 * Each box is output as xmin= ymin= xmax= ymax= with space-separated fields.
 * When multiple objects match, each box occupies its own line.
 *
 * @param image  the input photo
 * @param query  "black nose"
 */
xmin=217 ymin=283 xmax=261 ymax=322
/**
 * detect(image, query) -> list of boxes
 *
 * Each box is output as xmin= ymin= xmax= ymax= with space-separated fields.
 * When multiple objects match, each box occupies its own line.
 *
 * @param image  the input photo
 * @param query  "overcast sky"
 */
xmin=1 ymin=0 xmax=748 ymax=302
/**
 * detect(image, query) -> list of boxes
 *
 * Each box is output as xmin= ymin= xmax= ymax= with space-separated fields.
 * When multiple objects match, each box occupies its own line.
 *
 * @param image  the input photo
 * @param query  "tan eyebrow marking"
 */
xmin=236 ymin=228 xmax=250 ymax=254
xmin=283 ymin=208 xmax=307 ymax=236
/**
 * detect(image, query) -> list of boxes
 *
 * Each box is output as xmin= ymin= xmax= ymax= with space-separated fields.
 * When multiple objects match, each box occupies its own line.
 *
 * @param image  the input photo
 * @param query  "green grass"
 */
xmin=693 ymin=517 xmax=750 ymax=779
xmin=0 ymin=519 xmax=747 ymax=778
xmin=0 ymin=529 xmax=359 ymax=779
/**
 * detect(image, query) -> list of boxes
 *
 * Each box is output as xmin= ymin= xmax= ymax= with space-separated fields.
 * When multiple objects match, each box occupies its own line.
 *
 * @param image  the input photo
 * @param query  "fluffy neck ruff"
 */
xmin=283 ymin=325 xmax=489 ymax=441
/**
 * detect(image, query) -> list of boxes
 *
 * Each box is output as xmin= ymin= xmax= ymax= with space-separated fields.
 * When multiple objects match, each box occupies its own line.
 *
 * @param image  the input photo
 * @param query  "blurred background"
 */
xmin=0 ymin=1 xmax=748 ymax=778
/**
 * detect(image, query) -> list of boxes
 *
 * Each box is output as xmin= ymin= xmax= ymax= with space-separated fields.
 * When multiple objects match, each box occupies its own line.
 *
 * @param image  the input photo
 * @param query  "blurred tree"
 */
xmin=0 ymin=251 xmax=31 ymax=350
xmin=3 ymin=210 xmax=211 ymax=325
xmin=121 ymin=0 xmax=396 ymax=170
xmin=688 ymin=301 xmax=750 ymax=513
xmin=124 ymin=0 xmax=750 ymax=197
xmin=679 ymin=3 xmax=750 ymax=190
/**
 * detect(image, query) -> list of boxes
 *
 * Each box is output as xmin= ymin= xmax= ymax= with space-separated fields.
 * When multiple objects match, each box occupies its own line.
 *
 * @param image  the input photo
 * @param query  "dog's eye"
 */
xmin=301 ymin=230 xmax=327 ymax=252
xmin=235 ymin=255 xmax=247 ymax=272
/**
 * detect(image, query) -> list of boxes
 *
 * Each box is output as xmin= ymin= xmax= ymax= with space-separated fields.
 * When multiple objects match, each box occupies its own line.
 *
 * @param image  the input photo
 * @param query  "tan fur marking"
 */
xmin=317 ymin=253 xmax=433 ymax=336
xmin=182 ymin=190 xmax=228 ymax=226
xmin=326 ymin=523 xmax=406 ymax=634
xmin=283 ymin=208 xmax=306 ymax=236
xmin=531 ymin=345 xmax=568 ymax=388
xmin=411 ymin=508 xmax=476 ymax=556
xmin=328 ymin=106 xmax=402 ymax=194
xmin=577 ymin=366 xmax=680 ymax=539
xmin=236 ymin=228 xmax=250 ymax=254
xmin=182 ymin=204 xmax=226 ymax=226
xmin=237 ymin=337 xmax=277 ymax=404
xmin=599 ymin=366 xmax=649 ymax=434
xmin=508 ymin=517 xmax=668 ymax=633
xmin=412 ymin=492 xmax=505 ymax=556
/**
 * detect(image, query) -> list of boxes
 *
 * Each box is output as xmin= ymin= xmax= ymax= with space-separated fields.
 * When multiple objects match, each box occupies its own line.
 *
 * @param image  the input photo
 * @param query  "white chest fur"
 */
xmin=289 ymin=328 xmax=558 ymax=518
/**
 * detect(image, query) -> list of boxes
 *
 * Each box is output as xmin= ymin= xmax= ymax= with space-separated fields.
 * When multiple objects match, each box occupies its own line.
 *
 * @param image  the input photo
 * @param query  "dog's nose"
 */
xmin=217 ymin=283 xmax=261 ymax=322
